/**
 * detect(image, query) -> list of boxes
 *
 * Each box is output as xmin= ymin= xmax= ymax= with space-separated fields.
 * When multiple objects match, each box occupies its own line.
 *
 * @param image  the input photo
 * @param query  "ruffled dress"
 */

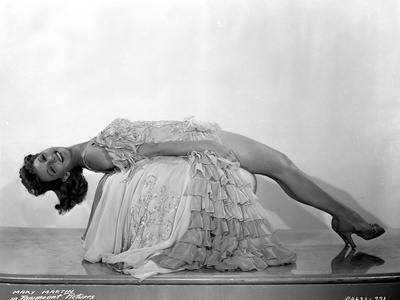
xmin=83 ymin=118 xmax=296 ymax=280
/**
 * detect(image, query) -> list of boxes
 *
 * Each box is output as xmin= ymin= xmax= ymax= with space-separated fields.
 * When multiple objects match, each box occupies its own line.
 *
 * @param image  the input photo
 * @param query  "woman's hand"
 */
xmin=207 ymin=141 xmax=238 ymax=162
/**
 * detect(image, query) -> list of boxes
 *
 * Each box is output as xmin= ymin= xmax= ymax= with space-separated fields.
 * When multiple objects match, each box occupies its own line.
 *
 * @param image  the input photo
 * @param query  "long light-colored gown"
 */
xmin=83 ymin=118 xmax=297 ymax=280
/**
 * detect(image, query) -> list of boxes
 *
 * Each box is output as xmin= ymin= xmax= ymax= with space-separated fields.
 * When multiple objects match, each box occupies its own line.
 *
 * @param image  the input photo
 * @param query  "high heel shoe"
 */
xmin=331 ymin=218 xmax=385 ymax=249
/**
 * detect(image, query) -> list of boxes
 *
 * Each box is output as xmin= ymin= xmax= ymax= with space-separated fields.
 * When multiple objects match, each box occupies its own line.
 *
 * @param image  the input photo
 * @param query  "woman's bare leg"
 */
xmin=216 ymin=130 xmax=371 ymax=232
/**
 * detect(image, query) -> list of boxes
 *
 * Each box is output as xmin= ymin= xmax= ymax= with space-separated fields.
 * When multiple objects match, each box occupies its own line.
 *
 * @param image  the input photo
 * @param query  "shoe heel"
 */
xmin=335 ymin=231 xmax=350 ymax=248
xmin=341 ymin=232 xmax=356 ymax=249
xmin=331 ymin=218 xmax=357 ymax=249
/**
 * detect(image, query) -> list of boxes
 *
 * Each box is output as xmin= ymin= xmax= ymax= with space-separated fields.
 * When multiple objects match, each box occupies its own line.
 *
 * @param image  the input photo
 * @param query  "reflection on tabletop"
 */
xmin=331 ymin=246 xmax=385 ymax=274
xmin=81 ymin=247 xmax=386 ymax=278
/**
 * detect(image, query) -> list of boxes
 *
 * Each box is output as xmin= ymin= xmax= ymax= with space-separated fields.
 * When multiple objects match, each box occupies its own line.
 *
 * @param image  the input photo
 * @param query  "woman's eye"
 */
xmin=41 ymin=154 xmax=46 ymax=161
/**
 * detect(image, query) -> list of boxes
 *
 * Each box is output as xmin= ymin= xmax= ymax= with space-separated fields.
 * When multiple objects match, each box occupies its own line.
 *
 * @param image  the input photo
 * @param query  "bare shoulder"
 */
xmin=84 ymin=144 xmax=114 ymax=172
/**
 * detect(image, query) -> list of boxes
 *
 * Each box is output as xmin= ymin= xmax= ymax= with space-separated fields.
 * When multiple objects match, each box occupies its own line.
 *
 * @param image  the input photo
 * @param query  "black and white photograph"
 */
xmin=1 ymin=0 xmax=399 ymax=299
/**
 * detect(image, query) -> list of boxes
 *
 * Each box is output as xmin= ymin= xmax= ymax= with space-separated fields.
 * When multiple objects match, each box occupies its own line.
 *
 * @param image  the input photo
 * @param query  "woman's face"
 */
xmin=33 ymin=147 xmax=72 ymax=182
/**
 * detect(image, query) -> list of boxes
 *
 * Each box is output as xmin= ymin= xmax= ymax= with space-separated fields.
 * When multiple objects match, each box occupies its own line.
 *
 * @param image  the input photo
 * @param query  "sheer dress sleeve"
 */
xmin=94 ymin=118 xmax=149 ymax=173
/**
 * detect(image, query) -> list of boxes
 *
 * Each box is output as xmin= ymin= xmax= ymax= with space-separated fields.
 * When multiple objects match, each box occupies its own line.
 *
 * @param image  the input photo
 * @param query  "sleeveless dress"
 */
xmin=83 ymin=118 xmax=296 ymax=280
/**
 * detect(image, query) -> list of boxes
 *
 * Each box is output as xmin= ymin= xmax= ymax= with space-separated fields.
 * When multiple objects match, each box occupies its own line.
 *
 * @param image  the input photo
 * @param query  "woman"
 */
xmin=20 ymin=117 xmax=384 ymax=280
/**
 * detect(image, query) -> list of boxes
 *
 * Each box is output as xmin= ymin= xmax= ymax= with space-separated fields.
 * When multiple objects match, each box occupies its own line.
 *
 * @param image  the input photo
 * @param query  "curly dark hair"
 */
xmin=19 ymin=154 xmax=88 ymax=214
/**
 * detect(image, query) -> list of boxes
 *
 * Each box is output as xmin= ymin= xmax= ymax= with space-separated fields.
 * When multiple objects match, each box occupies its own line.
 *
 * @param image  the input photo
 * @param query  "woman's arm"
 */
xmin=84 ymin=140 xmax=237 ymax=173
xmin=138 ymin=140 xmax=237 ymax=161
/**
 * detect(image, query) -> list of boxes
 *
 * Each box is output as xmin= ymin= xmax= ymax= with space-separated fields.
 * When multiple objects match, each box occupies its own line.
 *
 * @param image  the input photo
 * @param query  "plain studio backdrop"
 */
xmin=1 ymin=0 xmax=399 ymax=231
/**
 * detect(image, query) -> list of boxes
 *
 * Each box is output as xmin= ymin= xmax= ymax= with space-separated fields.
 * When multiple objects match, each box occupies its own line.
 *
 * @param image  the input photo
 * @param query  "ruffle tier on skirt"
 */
xmin=83 ymin=151 xmax=296 ymax=280
xmin=151 ymin=151 xmax=297 ymax=272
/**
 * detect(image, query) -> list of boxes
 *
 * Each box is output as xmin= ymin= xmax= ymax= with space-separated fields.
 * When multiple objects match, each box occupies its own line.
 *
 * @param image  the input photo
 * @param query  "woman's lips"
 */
xmin=55 ymin=151 xmax=64 ymax=162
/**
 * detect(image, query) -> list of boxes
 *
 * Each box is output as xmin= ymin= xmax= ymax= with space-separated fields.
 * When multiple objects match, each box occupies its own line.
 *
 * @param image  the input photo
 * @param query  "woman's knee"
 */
xmin=238 ymin=147 xmax=299 ymax=180
xmin=266 ymin=151 xmax=300 ymax=180
xmin=215 ymin=130 xmax=300 ymax=178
